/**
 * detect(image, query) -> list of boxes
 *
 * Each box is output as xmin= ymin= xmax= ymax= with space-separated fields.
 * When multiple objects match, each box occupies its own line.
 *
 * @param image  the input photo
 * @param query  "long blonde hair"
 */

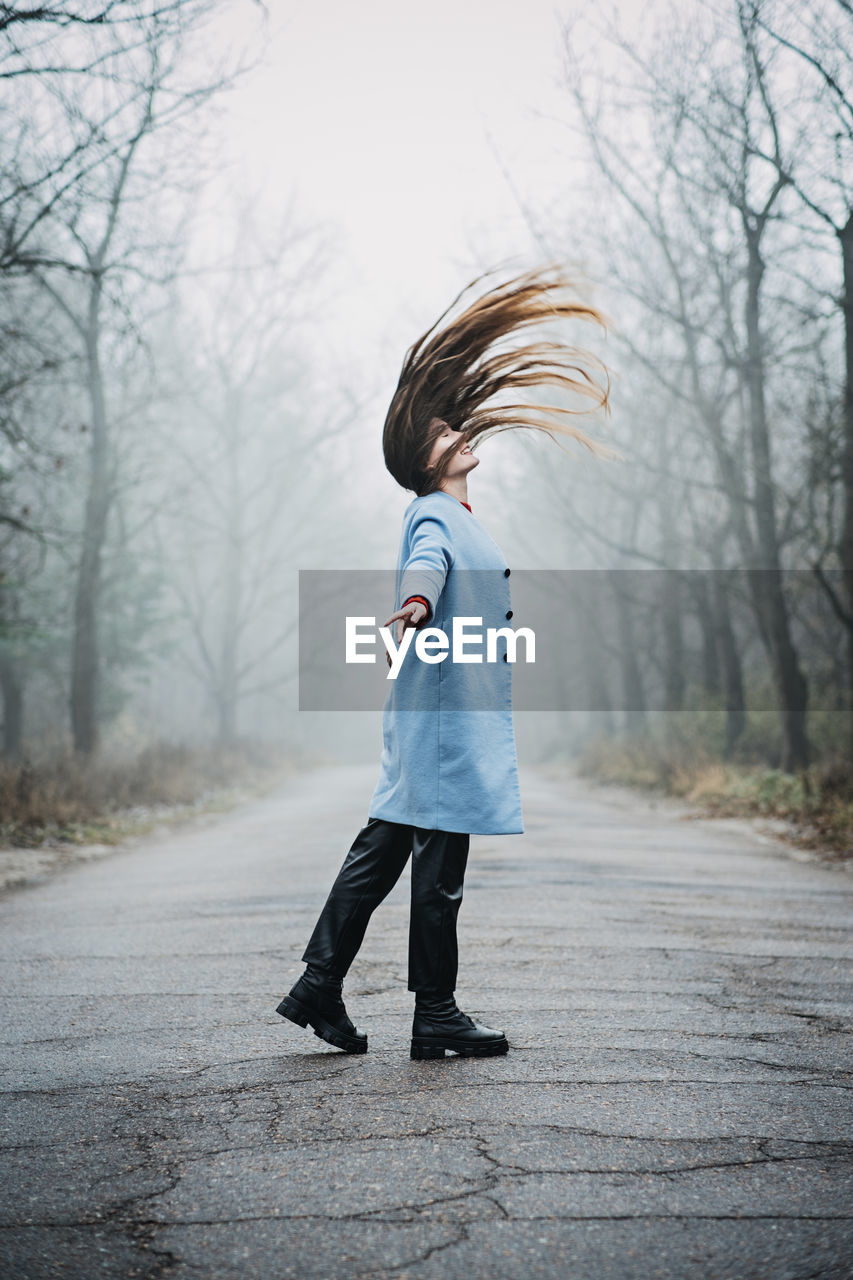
xmin=382 ymin=264 xmax=612 ymax=495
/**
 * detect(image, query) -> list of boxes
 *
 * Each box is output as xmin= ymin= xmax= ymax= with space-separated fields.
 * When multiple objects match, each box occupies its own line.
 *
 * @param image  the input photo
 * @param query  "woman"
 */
xmin=277 ymin=265 xmax=610 ymax=1060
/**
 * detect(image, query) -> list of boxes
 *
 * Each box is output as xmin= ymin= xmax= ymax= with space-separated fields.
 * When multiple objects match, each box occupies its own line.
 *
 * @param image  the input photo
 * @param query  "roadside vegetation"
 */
xmin=578 ymin=723 xmax=853 ymax=860
xmin=0 ymin=742 xmax=294 ymax=851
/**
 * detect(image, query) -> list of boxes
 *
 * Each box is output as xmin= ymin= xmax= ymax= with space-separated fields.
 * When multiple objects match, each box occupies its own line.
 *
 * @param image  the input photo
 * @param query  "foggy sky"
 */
xmin=199 ymin=0 xmax=646 ymax=516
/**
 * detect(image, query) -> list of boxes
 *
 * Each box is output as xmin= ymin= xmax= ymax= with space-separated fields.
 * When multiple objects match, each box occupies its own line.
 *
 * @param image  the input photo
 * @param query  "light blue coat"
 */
xmin=368 ymin=490 xmax=524 ymax=835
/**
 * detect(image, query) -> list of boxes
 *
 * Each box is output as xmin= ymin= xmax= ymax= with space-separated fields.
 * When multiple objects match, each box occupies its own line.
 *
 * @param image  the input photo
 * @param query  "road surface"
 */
xmin=1 ymin=764 xmax=851 ymax=1279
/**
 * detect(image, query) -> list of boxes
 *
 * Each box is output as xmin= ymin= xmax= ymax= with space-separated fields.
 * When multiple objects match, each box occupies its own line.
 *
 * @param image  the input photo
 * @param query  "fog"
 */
xmin=1 ymin=0 xmax=850 ymax=785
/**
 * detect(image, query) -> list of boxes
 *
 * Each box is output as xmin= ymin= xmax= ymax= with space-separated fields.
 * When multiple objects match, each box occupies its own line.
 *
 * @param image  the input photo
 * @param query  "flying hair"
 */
xmin=382 ymin=263 xmax=614 ymax=495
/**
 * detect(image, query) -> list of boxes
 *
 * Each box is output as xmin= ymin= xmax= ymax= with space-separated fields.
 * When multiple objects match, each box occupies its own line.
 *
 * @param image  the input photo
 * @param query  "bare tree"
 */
xmin=147 ymin=206 xmax=356 ymax=744
xmin=0 ymin=1 xmax=255 ymax=752
xmin=553 ymin=0 xmax=823 ymax=768
xmin=735 ymin=0 xmax=853 ymax=748
xmin=0 ymin=1 xmax=234 ymax=272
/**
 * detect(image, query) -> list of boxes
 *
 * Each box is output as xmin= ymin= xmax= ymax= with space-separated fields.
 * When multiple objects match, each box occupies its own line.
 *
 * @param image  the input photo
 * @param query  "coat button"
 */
xmin=504 ymin=567 xmax=511 ymax=577
xmin=505 ymin=609 xmax=513 ymax=620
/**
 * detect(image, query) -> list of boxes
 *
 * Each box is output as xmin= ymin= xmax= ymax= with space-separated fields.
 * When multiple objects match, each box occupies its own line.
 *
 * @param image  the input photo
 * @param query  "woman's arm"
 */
xmin=397 ymin=512 xmax=454 ymax=620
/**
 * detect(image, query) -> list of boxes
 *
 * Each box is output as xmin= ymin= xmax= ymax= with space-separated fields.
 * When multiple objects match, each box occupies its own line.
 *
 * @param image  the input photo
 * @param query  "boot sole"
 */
xmin=411 ymin=1036 xmax=509 ymax=1060
xmin=276 ymin=995 xmax=368 ymax=1054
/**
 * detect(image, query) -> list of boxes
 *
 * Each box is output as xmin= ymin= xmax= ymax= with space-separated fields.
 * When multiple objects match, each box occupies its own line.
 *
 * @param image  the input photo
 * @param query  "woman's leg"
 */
xmin=407 ymin=826 xmax=469 ymax=994
xmin=278 ymin=817 xmax=413 ymax=1053
xmin=302 ymin=817 xmax=414 ymax=977
xmin=408 ymin=827 xmax=508 ymax=1059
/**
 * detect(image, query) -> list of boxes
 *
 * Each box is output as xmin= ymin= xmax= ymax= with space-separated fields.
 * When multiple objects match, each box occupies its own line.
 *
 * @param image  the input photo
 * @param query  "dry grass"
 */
xmin=0 ymin=741 xmax=293 ymax=849
xmin=577 ymin=736 xmax=853 ymax=860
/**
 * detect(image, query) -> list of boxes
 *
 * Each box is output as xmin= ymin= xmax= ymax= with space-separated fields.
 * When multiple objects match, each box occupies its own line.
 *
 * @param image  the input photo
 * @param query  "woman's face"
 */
xmin=425 ymin=419 xmax=479 ymax=480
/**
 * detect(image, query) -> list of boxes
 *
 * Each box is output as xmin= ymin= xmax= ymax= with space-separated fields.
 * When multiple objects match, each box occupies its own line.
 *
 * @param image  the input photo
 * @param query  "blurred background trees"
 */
xmin=500 ymin=0 xmax=850 ymax=798
xmin=0 ymin=0 xmax=850 ymax=850
xmin=0 ymin=0 xmax=346 ymax=773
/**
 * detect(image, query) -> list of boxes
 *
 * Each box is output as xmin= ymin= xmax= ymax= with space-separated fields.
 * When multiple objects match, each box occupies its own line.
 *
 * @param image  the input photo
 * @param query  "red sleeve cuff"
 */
xmin=402 ymin=594 xmax=432 ymax=625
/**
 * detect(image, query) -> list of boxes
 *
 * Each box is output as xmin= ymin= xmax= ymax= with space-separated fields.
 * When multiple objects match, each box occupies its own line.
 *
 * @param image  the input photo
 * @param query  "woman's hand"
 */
xmin=383 ymin=600 xmax=428 ymax=666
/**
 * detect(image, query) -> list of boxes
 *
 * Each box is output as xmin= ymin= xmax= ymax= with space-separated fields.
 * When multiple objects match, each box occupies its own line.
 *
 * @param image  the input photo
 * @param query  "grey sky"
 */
xmin=215 ymin=2 xmax=648 ymax=351
xmin=202 ymin=0 xmax=647 ymax=519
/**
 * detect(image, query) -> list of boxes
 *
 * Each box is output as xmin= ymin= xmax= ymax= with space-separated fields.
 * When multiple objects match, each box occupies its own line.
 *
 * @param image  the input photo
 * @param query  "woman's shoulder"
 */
xmin=403 ymin=491 xmax=462 ymax=521
xmin=399 ymin=492 xmax=462 ymax=556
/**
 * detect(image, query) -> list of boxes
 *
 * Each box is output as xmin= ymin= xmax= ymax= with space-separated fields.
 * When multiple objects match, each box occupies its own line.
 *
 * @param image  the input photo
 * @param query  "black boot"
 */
xmin=277 ymin=964 xmax=367 ymax=1054
xmin=411 ymin=992 xmax=509 ymax=1060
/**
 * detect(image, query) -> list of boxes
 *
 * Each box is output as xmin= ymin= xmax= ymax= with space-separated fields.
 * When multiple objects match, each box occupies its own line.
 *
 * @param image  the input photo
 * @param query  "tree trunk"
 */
xmin=217 ymin=394 xmax=243 ymax=747
xmin=661 ymin=571 xmax=685 ymax=712
xmin=711 ymin=572 xmax=745 ymax=759
xmin=743 ymin=228 xmax=810 ymax=770
xmin=610 ymin=573 xmax=646 ymax=736
xmin=839 ymin=209 xmax=853 ymax=757
xmin=0 ymin=655 xmax=23 ymax=758
xmin=70 ymin=277 xmax=110 ymax=756
xmin=577 ymin=574 xmax=614 ymax=737
xmin=693 ymin=574 xmax=721 ymax=698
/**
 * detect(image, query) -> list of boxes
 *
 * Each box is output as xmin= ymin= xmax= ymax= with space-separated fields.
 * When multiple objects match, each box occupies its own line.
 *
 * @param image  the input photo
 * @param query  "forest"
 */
xmin=0 ymin=0 xmax=851 ymax=853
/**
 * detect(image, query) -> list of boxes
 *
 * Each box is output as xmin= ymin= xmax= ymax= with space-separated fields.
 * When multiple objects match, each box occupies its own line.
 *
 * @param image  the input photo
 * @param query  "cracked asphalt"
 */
xmin=1 ymin=763 xmax=852 ymax=1280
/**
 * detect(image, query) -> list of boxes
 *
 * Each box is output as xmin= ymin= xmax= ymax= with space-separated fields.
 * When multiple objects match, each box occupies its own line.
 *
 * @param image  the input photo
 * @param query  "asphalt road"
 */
xmin=1 ymin=764 xmax=851 ymax=1280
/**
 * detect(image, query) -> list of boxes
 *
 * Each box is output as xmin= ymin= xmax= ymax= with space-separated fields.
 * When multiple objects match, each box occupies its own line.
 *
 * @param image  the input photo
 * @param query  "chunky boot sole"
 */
xmin=411 ymin=1035 xmax=509 ymax=1060
xmin=276 ymin=995 xmax=367 ymax=1054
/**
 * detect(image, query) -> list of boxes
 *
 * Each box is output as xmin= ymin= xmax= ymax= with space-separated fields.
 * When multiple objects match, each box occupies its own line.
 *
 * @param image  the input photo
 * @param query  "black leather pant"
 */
xmin=302 ymin=818 xmax=470 ymax=994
